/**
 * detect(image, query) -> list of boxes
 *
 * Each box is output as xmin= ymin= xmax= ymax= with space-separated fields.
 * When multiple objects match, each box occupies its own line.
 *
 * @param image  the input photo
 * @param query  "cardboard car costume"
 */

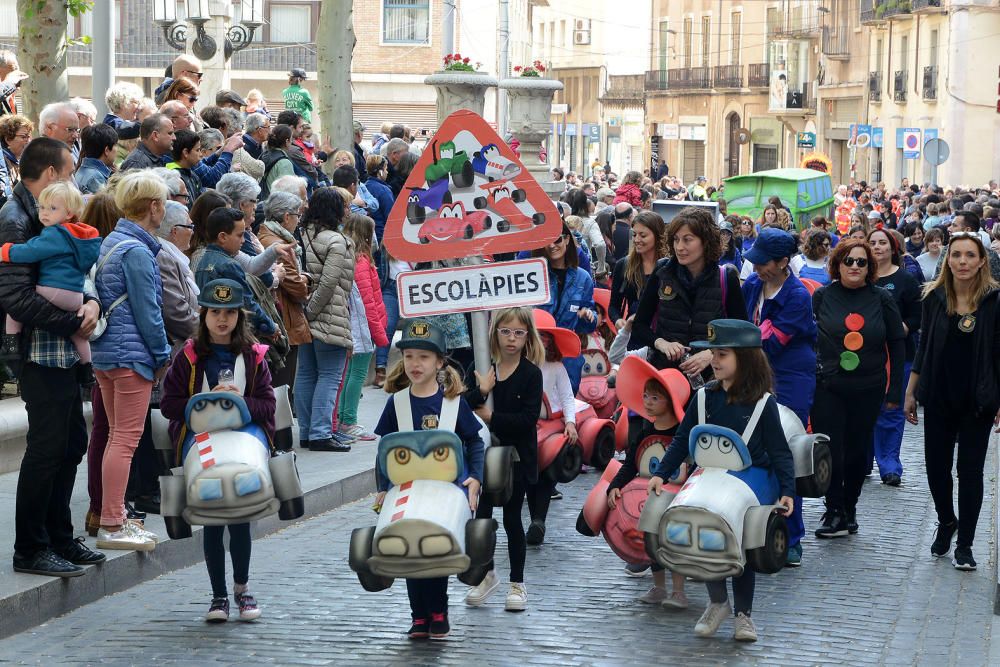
xmin=384 ymin=110 xmax=562 ymax=263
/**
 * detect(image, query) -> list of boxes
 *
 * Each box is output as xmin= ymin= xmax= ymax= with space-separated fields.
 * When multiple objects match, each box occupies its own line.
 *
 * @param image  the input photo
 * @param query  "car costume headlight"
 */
xmin=420 ymin=535 xmax=453 ymax=557
xmin=698 ymin=528 xmax=726 ymax=552
xmin=666 ymin=521 xmax=691 ymax=547
xmin=377 ymin=536 xmax=408 ymax=556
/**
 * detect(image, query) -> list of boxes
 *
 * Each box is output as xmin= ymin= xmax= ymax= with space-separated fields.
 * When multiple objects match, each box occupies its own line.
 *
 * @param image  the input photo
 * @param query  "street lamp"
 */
xmin=153 ymin=0 xmax=263 ymax=61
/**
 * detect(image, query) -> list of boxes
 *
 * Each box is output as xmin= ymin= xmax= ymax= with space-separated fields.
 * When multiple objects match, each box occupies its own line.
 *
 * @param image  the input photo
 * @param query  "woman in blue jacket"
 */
xmin=92 ymin=171 xmax=171 ymax=551
xmin=741 ymin=227 xmax=817 ymax=567
xmin=532 ymin=222 xmax=596 ymax=393
xmin=364 ymin=154 xmax=396 ymax=244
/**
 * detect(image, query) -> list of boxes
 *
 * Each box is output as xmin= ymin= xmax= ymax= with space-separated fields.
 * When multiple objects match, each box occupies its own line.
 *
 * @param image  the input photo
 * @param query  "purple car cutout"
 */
xmin=406 ymin=177 xmax=453 ymax=225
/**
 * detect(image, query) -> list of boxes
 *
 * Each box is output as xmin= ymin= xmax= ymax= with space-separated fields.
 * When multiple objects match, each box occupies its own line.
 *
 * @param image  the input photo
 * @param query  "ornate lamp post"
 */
xmin=153 ymin=0 xmax=263 ymax=60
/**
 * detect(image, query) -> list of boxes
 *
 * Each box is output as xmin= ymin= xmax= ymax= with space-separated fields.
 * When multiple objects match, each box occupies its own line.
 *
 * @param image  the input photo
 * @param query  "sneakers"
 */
xmin=550 ymin=489 xmax=563 ymax=501
xmin=125 ymin=519 xmax=159 ymax=543
xmin=407 ymin=617 xmax=429 ymax=639
xmin=309 ymin=437 xmax=351 ymax=452
xmin=952 ymin=546 xmax=977 ymax=571
xmin=694 ymin=601 xmax=731 ymax=637
xmin=637 ymin=586 xmax=667 ymax=604
xmin=96 ymin=525 xmax=155 ymax=552
xmin=733 ymin=612 xmax=758 ymax=642
xmin=504 ymin=582 xmax=528 ymax=612
xmin=331 ymin=430 xmax=356 ymax=445
xmin=340 ymin=423 xmax=377 ymax=441
xmin=785 ymin=542 xmax=802 ymax=567
xmin=234 ymin=590 xmax=262 ymax=620
xmin=930 ymin=520 xmax=957 ymax=557
xmin=429 ymin=612 xmax=450 ymax=640
xmin=12 ymin=549 xmax=84 ymax=578
xmin=55 ymin=537 xmax=106 ymax=565
xmin=525 ymin=520 xmax=546 ymax=545
xmin=845 ymin=508 xmax=859 ymax=535
xmin=205 ymin=597 xmax=230 ymax=623
xmin=624 ymin=562 xmax=650 ymax=577
xmin=661 ymin=591 xmax=689 ymax=610
xmin=882 ymin=473 xmax=902 ymax=487
xmin=465 ymin=570 xmax=500 ymax=606
xmin=814 ymin=509 xmax=850 ymax=539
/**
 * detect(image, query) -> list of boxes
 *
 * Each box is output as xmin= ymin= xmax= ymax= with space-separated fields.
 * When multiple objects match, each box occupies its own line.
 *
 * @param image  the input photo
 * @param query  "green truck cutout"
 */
xmin=723 ymin=168 xmax=834 ymax=231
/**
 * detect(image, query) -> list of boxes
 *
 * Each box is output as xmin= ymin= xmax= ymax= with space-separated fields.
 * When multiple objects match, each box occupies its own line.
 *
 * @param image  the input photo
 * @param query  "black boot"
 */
xmin=814 ymin=509 xmax=849 ymax=539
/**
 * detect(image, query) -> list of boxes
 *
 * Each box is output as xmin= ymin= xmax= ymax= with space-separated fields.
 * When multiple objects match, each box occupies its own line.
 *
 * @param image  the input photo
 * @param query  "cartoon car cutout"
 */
xmin=537 ymin=398 xmax=616 ymax=482
xmin=576 ymin=349 xmax=617 ymax=419
xmin=417 ymin=201 xmax=492 ymax=244
xmin=157 ymin=391 xmax=305 ymax=540
xmin=576 ymin=435 xmax=682 ymax=565
xmin=472 ymin=180 xmax=544 ymax=232
xmin=406 ymin=178 xmax=452 ymax=226
xmin=424 ymin=140 xmax=475 ymax=188
xmin=639 ymin=396 xmax=831 ymax=580
xmin=348 ymin=430 xmax=514 ymax=592
xmin=471 ymin=143 xmax=522 ymax=182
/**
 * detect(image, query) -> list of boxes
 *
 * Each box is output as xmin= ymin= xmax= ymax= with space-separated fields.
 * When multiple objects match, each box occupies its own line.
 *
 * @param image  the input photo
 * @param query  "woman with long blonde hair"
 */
xmin=905 ymin=232 xmax=1000 ymax=571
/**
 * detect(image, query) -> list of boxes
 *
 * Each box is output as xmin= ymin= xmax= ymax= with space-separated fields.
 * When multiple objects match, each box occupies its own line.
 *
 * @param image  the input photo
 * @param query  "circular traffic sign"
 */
xmin=924 ymin=138 xmax=950 ymax=166
xmin=905 ymin=134 xmax=919 ymax=149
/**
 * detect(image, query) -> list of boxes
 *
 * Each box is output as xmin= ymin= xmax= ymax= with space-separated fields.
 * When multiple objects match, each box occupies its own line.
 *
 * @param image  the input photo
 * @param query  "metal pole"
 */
xmin=465 ymin=257 xmax=492 ymax=381
xmin=498 ymin=0 xmax=509 ymax=138
xmin=91 ymin=0 xmax=114 ymax=118
xmin=442 ymin=0 xmax=456 ymax=57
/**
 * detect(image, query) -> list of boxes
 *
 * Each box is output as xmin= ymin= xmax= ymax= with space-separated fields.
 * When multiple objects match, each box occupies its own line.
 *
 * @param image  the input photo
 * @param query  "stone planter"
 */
xmin=424 ymin=71 xmax=498 ymax=128
xmin=499 ymin=77 xmax=564 ymax=194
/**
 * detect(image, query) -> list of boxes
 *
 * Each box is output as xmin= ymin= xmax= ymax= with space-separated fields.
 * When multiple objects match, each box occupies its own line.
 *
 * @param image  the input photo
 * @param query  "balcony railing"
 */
xmin=869 ymin=71 xmax=882 ymax=102
xmin=894 ymin=70 xmax=908 ymax=102
xmin=822 ymin=26 xmax=851 ymax=60
xmin=770 ymin=10 xmax=823 ymax=38
xmin=784 ymin=84 xmax=817 ymax=113
xmin=913 ymin=0 xmax=943 ymax=11
xmin=669 ymin=67 xmax=712 ymax=89
xmin=748 ymin=63 xmax=770 ymax=88
xmin=861 ymin=1 xmax=886 ymax=24
xmin=923 ymin=65 xmax=938 ymax=100
xmin=714 ymin=64 xmax=743 ymax=89
xmin=882 ymin=0 xmax=913 ymax=19
xmin=645 ymin=69 xmax=668 ymax=91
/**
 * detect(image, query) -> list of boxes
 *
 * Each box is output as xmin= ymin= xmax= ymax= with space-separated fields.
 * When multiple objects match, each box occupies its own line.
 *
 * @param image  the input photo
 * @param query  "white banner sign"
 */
xmin=397 ymin=259 xmax=551 ymax=318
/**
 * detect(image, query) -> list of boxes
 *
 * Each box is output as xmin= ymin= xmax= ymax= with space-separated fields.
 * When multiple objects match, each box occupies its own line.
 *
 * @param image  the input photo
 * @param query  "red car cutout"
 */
xmin=417 ymin=201 xmax=493 ymax=244
xmin=472 ymin=181 xmax=544 ymax=232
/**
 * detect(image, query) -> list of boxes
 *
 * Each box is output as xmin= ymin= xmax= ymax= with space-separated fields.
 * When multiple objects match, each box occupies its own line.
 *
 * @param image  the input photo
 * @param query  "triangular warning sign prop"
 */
xmin=383 ymin=109 xmax=562 ymax=263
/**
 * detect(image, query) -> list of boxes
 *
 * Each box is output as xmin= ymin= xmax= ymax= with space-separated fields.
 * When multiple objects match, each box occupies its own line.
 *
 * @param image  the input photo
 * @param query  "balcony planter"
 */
xmin=499 ymin=77 xmax=564 ymax=190
xmin=424 ymin=71 xmax=498 ymax=128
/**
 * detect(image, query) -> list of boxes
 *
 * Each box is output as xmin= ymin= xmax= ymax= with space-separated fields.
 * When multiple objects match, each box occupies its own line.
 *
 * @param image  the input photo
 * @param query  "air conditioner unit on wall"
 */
xmin=575 ymin=19 xmax=591 ymax=31
xmin=574 ymin=30 xmax=591 ymax=45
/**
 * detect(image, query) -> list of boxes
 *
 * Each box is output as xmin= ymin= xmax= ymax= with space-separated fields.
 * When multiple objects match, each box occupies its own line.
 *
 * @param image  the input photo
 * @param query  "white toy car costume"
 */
xmin=640 ymin=389 xmax=830 ymax=580
xmin=157 ymin=389 xmax=304 ymax=540
xmin=348 ymin=390 xmax=513 ymax=592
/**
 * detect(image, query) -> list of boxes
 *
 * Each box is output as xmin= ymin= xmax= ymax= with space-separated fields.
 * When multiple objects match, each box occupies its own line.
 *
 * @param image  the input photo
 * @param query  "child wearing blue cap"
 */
xmin=647 ymin=318 xmax=795 ymax=643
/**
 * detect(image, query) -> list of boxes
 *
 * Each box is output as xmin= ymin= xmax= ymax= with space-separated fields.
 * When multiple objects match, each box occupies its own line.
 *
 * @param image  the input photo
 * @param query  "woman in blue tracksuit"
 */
xmin=532 ymin=222 xmax=596 ymax=393
xmin=741 ymin=228 xmax=817 ymax=567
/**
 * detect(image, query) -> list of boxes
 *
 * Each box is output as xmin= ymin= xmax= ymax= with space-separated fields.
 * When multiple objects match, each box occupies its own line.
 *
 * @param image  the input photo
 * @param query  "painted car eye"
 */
xmin=408 ymin=194 xmax=419 ymax=203
xmin=583 ymin=363 xmax=591 ymax=373
xmin=596 ymin=362 xmax=605 ymax=374
xmin=220 ymin=399 xmax=233 ymax=410
xmin=698 ymin=434 xmax=713 ymax=449
xmin=649 ymin=456 xmax=660 ymax=473
xmin=718 ymin=438 xmax=733 ymax=453
xmin=494 ymin=187 xmax=510 ymax=201
xmin=432 ymin=446 xmax=450 ymax=462
xmin=192 ymin=400 xmax=207 ymax=412
xmin=393 ymin=448 xmax=411 ymax=465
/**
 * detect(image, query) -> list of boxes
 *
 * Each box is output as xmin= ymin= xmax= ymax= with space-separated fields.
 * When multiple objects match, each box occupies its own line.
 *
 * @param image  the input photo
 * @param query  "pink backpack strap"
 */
xmin=719 ymin=265 xmax=728 ymax=318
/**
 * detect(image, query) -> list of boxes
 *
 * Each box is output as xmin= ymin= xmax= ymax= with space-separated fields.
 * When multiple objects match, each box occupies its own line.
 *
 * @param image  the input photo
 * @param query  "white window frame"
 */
xmin=379 ymin=0 xmax=432 ymax=47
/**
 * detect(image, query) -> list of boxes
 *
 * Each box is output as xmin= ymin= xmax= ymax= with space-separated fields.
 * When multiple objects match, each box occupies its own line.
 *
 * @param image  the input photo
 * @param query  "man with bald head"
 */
xmin=155 ymin=55 xmax=203 ymax=105
xmin=159 ymin=100 xmax=192 ymax=131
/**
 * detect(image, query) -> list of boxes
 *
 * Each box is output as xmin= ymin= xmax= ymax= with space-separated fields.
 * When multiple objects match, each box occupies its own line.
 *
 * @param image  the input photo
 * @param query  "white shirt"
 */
xmin=541 ymin=360 xmax=576 ymax=423
xmin=160 ymin=237 xmax=199 ymax=295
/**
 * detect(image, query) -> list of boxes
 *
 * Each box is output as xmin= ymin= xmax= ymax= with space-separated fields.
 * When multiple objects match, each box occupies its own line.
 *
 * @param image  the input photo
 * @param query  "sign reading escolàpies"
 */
xmin=397 ymin=258 xmax=550 ymax=318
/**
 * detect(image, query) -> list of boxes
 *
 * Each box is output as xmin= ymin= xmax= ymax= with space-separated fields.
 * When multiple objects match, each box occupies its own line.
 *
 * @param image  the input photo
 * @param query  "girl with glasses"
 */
xmin=811 ymin=239 xmax=906 ymax=539
xmin=463 ymin=307 xmax=544 ymax=612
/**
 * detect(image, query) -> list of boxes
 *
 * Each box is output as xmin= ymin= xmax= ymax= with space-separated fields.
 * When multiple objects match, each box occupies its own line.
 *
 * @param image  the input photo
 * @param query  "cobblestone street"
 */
xmin=0 ymin=421 xmax=997 ymax=666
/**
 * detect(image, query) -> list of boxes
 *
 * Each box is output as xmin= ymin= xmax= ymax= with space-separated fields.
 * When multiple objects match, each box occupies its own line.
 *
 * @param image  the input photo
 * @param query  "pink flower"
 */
xmin=514 ymin=65 xmax=522 ymax=71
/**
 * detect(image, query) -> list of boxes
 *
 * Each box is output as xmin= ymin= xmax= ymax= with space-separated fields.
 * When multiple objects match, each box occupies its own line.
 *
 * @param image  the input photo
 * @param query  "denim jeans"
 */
xmin=375 ymin=281 xmax=400 ymax=369
xmin=294 ymin=340 xmax=348 ymax=441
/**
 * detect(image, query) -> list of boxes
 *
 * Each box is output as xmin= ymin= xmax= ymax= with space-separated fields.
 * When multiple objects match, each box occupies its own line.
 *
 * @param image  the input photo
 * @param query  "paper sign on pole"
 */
xmin=397 ymin=259 xmax=551 ymax=318
xmin=902 ymin=128 xmax=921 ymax=159
xmin=383 ymin=110 xmax=562 ymax=264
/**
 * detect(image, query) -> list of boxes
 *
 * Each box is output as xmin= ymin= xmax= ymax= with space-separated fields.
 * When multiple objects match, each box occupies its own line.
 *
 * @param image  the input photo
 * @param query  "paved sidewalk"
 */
xmin=0 ymin=384 xmax=392 ymax=639
xmin=0 ymin=418 xmax=996 ymax=665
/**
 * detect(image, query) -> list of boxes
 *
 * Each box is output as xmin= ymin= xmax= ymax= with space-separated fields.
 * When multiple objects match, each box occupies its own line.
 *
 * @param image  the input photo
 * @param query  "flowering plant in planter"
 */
xmin=513 ymin=61 xmax=546 ymax=77
xmin=443 ymin=53 xmax=482 ymax=72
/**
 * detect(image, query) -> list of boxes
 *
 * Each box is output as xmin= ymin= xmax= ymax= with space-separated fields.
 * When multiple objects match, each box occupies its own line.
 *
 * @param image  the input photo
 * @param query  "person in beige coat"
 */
xmin=295 ymin=187 xmax=356 ymax=452
xmin=154 ymin=200 xmax=199 ymax=351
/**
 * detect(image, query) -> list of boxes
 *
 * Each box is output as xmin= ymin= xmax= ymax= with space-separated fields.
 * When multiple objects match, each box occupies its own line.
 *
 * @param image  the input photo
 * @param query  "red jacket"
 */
xmin=613 ymin=183 xmax=642 ymax=207
xmin=354 ymin=254 xmax=389 ymax=347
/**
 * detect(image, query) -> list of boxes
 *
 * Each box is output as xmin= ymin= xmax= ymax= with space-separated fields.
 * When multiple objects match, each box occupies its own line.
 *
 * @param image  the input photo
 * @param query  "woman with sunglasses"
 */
xmin=531 ymin=223 xmax=596 ymax=393
xmin=163 ymin=78 xmax=201 ymax=130
xmin=811 ymin=239 xmax=906 ymax=539
xmin=904 ymin=232 xmax=1000 ymax=571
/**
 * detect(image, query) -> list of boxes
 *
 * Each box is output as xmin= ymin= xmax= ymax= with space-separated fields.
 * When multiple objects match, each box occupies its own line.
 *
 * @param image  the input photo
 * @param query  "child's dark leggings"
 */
xmin=476 ymin=475 xmax=527 ymax=582
xmin=204 ymin=523 xmax=252 ymax=598
xmin=706 ymin=569 xmax=755 ymax=615
xmin=526 ymin=477 xmax=553 ymax=524
xmin=406 ymin=577 xmax=448 ymax=619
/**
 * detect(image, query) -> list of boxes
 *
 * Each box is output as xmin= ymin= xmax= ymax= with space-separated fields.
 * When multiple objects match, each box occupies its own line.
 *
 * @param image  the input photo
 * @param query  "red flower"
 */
xmin=454 ymin=53 xmax=461 ymax=59
xmin=514 ymin=65 xmax=522 ymax=71
xmin=463 ymin=57 xmax=470 ymax=63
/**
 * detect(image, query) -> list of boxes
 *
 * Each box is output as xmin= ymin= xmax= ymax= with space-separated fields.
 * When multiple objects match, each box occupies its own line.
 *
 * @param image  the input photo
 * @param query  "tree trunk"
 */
xmin=316 ymin=1 xmax=355 ymax=177
xmin=16 ymin=0 xmax=69 ymax=121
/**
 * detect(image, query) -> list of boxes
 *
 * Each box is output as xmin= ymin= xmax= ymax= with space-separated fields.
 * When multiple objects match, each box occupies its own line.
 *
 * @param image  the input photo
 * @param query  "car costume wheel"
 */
xmin=746 ymin=512 xmax=789 ymax=574
xmin=576 ymin=510 xmax=597 ymax=537
xmin=547 ymin=443 xmax=583 ymax=483
xmin=483 ymin=446 xmax=514 ymax=506
xmin=796 ymin=440 xmax=832 ymax=498
xmin=511 ymin=188 xmax=526 ymax=203
xmin=497 ymin=219 xmax=511 ymax=233
xmin=458 ymin=518 xmax=498 ymax=585
xmin=348 ymin=526 xmax=394 ymax=592
xmin=589 ymin=425 xmax=616 ymax=469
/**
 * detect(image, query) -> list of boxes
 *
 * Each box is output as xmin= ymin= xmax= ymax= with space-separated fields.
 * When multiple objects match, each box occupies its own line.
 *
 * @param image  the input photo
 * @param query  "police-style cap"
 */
xmin=690 ymin=319 xmax=762 ymax=350
xmin=743 ymin=227 xmax=798 ymax=265
xmin=198 ymin=279 xmax=244 ymax=309
xmin=396 ymin=319 xmax=446 ymax=355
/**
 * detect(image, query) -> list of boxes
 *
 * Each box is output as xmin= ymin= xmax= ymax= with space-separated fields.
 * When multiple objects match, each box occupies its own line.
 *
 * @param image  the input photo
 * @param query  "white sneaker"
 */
xmin=125 ymin=519 xmax=160 ymax=543
xmin=465 ymin=570 xmax=500 ymax=606
xmin=694 ymin=601 xmax=731 ymax=637
xmin=661 ymin=591 xmax=689 ymax=609
xmin=504 ymin=582 xmax=527 ymax=612
xmin=637 ymin=586 xmax=667 ymax=604
xmin=733 ymin=612 xmax=758 ymax=642
xmin=96 ymin=526 xmax=155 ymax=552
